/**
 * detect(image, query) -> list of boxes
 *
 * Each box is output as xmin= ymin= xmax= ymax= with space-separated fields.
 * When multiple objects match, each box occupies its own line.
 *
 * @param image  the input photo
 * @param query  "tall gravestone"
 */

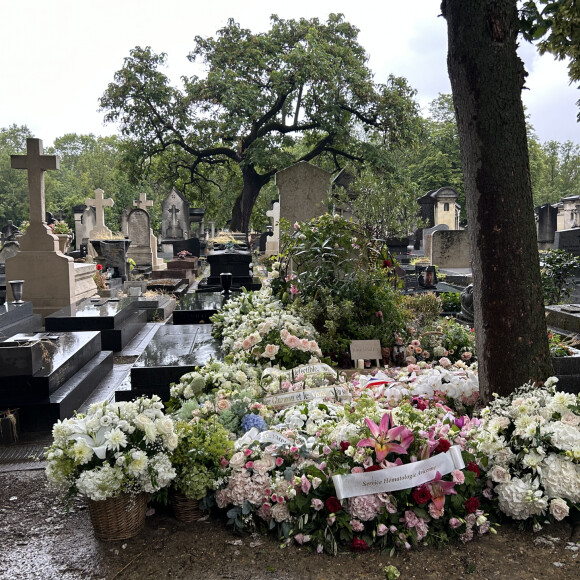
xmin=265 ymin=200 xmax=280 ymax=257
xmin=5 ymin=138 xmax=96 ymax=317
xmin=126 ymin=208 xmax=152 ymax=268
xmin=276 ymin=162 xmax=330 ymax=228
xmin=73 ymin=204 xmax=96 ymax=251
xmin=536 ymin=203 xmax=558 ymax=250
xmin=161 ymin=189 xmax=190 ymax=254
xmin=132 ymin=192 xmax=166 ymax=271
xmin=86 ymin=188 xmax=115 ymax=260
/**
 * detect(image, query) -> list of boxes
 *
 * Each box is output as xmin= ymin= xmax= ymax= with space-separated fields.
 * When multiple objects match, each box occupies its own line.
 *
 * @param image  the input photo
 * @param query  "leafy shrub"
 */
xmin=440 ymin=292 xmax=461 ymax=312
xmin=540 ymin=249 xmax=580 ymax=305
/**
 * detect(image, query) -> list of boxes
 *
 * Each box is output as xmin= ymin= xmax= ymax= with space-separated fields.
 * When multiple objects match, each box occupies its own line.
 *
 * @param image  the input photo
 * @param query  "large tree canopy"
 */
xmin=99 ymin=14 xmax=420 ymax=233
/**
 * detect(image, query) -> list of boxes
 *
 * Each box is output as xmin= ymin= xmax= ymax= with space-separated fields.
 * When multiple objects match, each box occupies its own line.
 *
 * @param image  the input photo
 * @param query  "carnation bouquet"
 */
xmin=45 ymin=396 xmax=178 ymax=502
xmin=473 ymin=378 xmax=580 ymax=527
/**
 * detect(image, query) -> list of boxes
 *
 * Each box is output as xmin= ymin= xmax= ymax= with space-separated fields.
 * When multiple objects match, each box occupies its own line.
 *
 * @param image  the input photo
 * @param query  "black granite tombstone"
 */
xmin=0 ymin=331 xmax=113 ymax=431
xmin=0 ymin=301 xmax=42 ymax=341
xmin=90 ymin=239 xmax=132 ymax=281
xmin=44 ymin=297 xmax=147 ymax=351
xmin=116 ymin=324 xmax=221 ymax=401
xmin=204 ymin=249 xmax=260 ymax=290
xmin=171 ymin=237 xmax=201 ymax=257
xmin=173 ymin=291 xmax=226 ymax=324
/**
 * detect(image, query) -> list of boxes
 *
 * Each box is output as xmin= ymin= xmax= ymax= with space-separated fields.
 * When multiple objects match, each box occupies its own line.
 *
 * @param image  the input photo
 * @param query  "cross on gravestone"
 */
xmin=11 ymin=138 xmax=60 ymax=225
xmin=86 ymin=188 xmax=114 ymax=233
xmin=133 ymin=192 xmax=153 ymax=210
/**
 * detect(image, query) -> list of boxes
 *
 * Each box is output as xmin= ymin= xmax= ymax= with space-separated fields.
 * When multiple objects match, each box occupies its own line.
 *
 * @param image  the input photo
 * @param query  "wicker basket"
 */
xmin=172 ymin=491 xmax=203 ymax=522
xmin=87 ymin=492 xmax=148 ymax=541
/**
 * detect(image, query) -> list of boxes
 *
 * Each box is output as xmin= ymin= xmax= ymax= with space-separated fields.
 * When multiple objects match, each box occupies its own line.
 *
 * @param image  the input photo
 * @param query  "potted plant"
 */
xmin=44 ymin=396 xmax=178 ymax=540
xmin=50 ymin=220 xmax=74 ymax=253
xmin=170 ymin=416 xmax=234 ymax=522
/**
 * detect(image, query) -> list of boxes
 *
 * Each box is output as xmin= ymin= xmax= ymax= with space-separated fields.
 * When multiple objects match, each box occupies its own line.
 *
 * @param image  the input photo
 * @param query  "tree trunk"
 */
xmin=442 ymin=0 xmax=553 ymax=401
xmin=229 ymin=166 xmax=269 ymax=233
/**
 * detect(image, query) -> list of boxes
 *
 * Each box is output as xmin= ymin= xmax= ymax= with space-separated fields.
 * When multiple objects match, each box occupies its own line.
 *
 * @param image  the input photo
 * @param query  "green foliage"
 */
xmin=540 ymin=248 xmax=580 ymax=304
xmin=406 ymin=94 xmax=465 ymax=219
xmin=100 ymin=15 xmax=420 ymax=232
xmin=172 ymin=417 xmax=234 ymax=500
xmin=272 ymin=214 xmax=406 ymax=356
xmin=399 ymin=292 xmax=443 ymax=331
xmin=521 ymin=2 xmax=580 ymax=102
xmin=0 ymin=124 xmax=32 ymax=227
xmin=440 ymin=292 xmax=462 ymax=312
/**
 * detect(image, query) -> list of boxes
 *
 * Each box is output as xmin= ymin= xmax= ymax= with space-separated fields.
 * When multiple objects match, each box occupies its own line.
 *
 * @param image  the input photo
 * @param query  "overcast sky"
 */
xmin=1 ymin=0 xmax=578 ymax=147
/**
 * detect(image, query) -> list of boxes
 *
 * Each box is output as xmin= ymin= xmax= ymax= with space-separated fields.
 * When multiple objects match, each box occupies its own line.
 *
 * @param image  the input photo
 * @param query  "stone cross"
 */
xmin=86 ymin=188 xmax=114 ymax=232
xmin=133 ymin=192 xmax=153 ymax=210
xmin=11 ymin=138 xmax=60 ymax=225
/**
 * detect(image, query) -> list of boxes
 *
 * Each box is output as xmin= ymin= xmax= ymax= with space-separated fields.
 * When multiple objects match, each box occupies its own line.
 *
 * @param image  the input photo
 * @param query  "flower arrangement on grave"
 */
xmin=266 ymin=215 xmax=406 ymax=360
xmin=93 ymin=263 xmax=107 ymax=290
xmin=171 ymin=416 xmax=234 ymax=501
xmin=404 ymin=318 xmax=476 ymax=366
xmin=352 ymin=362 xmax=480 ymax=415
xmin=177 ymin=250 xmax=192 ymax=259
xmin=472 ymin=378 xmax=580 ymax=527
xmin=215 ymin=397 xmax=494 ymax=554
xmin=45 ymin=396 xmax=178 ymax=502
xmin=167 ymin=360 xmax=272 ymax=436
xmin=50 ymin=220 xmax=73 ymax=235
xmin=210 ymin=287 xmax=323 ymax=368
xmin=548 ymin=331 xmax=579 ymax=358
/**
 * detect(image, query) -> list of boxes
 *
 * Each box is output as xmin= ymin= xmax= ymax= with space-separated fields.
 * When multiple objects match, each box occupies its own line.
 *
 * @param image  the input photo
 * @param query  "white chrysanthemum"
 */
xmin=540 ymin=453 xmax=580 ymax=502
xmin=71 ymin=438 xmax=94 ymax=464
xmin=522 ymin=449 xmax=545 ymax=470
xmin=105 ymin=427 xmax=127 ymax=452
xmin=548 ymin=392 xmax=577 ymax=415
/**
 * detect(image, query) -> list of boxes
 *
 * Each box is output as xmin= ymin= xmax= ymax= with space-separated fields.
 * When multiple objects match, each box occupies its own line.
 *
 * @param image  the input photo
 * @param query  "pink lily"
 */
xmin=427 ymin=471 xmax=457 ymax=511
xmin=357 ymin=412 xmax=414 ymax=462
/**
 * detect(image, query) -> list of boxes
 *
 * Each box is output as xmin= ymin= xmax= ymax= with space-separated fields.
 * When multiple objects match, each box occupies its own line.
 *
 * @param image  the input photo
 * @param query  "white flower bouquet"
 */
xmin=211 ymin=287 xmax=322 ymax=368
xmin=474 ymin=378 xmax=580 ymax=526
xmin=45 ymin=396 xmax=178 ymax=502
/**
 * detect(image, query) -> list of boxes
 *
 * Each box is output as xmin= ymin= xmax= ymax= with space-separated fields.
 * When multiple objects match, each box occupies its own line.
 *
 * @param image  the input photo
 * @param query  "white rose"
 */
xmin=549 ymin=498 xmax=569 ymax=521
xmin=229 ymin=452 xmax=247 ymax=470
xmin=156 ymin=416 xmax=174 ymax=436
xmin=490 ymin=465 xmax=511 ymax=483
xmin=561 ymin=412 xmax=580 ymax=427
xmin=253 ymin=454 xmax=276 ymax=472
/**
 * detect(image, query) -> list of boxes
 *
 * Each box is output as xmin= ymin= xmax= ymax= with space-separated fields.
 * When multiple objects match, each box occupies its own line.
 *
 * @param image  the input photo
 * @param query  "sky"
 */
xmin=1 ymin=0 xmax=578 ymax=147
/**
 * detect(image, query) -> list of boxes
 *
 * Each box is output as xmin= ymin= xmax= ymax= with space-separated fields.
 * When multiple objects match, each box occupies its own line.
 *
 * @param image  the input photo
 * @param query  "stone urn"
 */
xmin=56 ymin=234 xmax=73 ymax=254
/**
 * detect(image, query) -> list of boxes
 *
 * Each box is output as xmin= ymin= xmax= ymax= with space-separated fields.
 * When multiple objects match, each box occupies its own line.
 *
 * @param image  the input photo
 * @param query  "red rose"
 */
xmin=96 ymin=264 xmax=103 ymax=271
xmin=325 ymin=496 xmax=342 ymax=513
xmin=350 ymin=538 xmax=369 ymax=552
xmin=382 ymin=260 xmax=392 ymax=268
xmin=435 ymin=439 xmax=451 ymax=454
xmin=365 ymin=465 xmax=383 ymax=472
xmin=412 ymin=484 xmax=432 ymax=505
xmin=466 ymin=462 xmax=480 ymax=478
xmin=340 ymin=441 xmax=351 ymax=453
xmin=465 ymin=497 xmax=480 ymax=513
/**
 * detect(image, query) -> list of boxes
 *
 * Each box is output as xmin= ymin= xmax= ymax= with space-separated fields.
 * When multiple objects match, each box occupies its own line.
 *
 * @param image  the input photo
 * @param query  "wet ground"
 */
xmin=1 ymin=468 xmax=579 ymax=580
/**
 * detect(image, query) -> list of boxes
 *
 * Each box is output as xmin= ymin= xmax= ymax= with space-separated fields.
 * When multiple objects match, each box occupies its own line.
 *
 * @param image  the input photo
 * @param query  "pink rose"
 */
xmin=311 ymin=498 xmax=324 ymax=511
xmin=351 ymin=466 xmax=364 ymax=474
xmin=452 ymin=469 xmax=465 ymax=484
xmin=449 ymin=517 xmax=462 ymax=529
xmin=264 ymin=344 xmax=280 ymax=359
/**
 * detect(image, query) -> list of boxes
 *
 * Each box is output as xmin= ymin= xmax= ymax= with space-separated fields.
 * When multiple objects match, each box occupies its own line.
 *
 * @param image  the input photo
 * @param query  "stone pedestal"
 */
xmin=6 ymin=226 xmax=96 ymax=319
